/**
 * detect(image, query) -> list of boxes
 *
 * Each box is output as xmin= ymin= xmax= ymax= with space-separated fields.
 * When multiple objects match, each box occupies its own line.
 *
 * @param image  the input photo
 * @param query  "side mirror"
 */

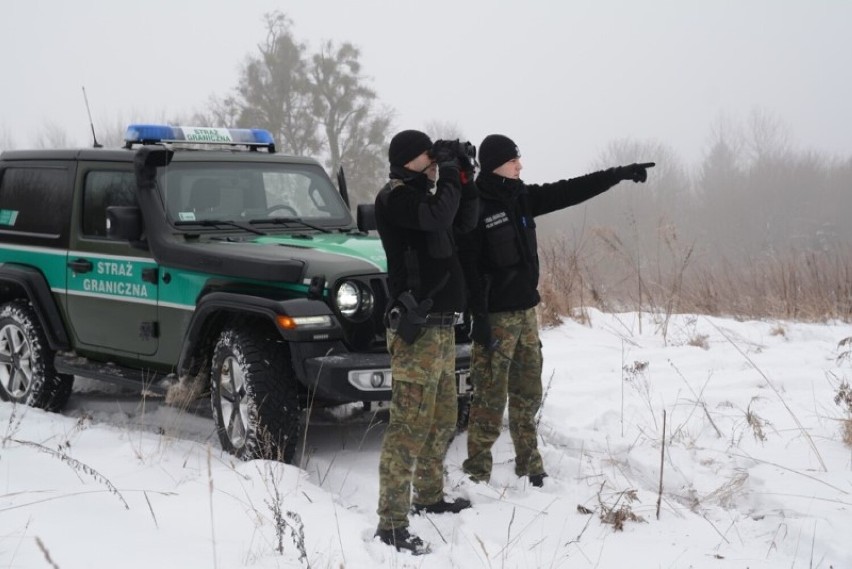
xmin=356 ymin=204 xmax=376 ymax=232
xmin=107 ymin=206 xmax=144 ymax=242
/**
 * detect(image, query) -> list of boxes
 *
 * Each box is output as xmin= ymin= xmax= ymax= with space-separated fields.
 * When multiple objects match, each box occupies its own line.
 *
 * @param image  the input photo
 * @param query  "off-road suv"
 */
xmin=0 ymin=124 xmax=471 ymax=462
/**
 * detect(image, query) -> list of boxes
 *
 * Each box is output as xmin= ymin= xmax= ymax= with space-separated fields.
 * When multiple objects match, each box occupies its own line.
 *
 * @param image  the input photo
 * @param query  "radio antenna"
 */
xmin=81 ymin=86 xmax=103 ymax=148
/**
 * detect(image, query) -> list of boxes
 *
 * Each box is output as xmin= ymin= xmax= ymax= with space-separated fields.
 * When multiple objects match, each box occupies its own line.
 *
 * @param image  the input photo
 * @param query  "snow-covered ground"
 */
xmin=2 ymin=310 xmax=851 ymax=568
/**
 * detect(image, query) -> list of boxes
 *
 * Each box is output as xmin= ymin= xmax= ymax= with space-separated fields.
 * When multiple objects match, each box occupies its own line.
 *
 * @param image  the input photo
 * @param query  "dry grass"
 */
xmin=833 ymin=379 xmax=852 ymax=448
xmin=259 ymin=462 xmax=308 ymax=562
xmin=537 ymin=234 xmax=593 ymax=327
xmin=164 ymin=374 xmax=208 ymax=407
xmin=597 ymin=486 xmax=645 ymax=531
xmin=745 ymin=398 xmax=767 ymax=443
xmin=834 ymin=380 xmax=852 ymax=410
xmin=687 ymin=334 xmax=710 ymax=350
xmin=6 ymin=438 xmax=129 ymax=509
xmin=770 ymin=325 xmax=787 ymax=337
xmin=538 ymin=228 xmax=852 ymax=323
xmin=35 ymin=536 xmax=60 ymax=569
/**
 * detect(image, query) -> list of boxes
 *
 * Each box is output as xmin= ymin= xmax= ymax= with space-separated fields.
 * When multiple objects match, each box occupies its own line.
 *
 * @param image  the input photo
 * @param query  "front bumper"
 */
xmin=296 ymin=342 xmax=472 ymax=404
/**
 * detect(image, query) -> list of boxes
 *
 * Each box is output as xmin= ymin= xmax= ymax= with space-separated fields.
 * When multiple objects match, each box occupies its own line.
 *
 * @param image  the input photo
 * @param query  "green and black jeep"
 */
xmin=0 ymin=125 xmax=471 ymax=462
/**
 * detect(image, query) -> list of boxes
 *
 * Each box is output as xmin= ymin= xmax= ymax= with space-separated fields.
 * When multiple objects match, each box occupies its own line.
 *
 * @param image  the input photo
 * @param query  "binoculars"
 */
xmin=430 ymin=139 xmax=476 ymax=162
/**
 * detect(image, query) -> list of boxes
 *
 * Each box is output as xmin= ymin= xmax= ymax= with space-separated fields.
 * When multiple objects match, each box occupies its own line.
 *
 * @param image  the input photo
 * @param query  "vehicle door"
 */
xmin=65 ymin=165 xmax=160 ymax=355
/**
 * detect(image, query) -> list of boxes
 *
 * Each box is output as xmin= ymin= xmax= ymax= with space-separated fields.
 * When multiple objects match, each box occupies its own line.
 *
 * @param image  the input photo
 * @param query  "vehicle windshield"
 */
xmin=157 ymin=162 xmax=351 ymax=229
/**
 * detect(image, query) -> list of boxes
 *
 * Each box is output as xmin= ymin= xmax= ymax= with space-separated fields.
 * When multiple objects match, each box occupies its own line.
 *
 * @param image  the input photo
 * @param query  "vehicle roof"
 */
xmin=0 ymin=146 xmax=322 ymax=165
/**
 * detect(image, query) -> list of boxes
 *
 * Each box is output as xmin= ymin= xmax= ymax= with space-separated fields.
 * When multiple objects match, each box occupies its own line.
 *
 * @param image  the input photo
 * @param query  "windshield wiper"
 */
xmin=174 ymin=219 xmax=267 ymax=235
xmin=249 ymin=216 xmax=331 ymax=233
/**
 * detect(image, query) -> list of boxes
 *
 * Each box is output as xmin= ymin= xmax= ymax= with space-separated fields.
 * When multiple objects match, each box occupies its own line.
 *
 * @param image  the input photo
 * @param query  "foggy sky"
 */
xmin=1 ymin=0 xmax=850 ymax=183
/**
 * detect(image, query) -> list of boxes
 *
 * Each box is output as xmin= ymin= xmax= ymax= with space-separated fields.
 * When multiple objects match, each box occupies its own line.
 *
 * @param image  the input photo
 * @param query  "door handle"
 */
xmin=68 ymin=258 xmax=93 ymax=273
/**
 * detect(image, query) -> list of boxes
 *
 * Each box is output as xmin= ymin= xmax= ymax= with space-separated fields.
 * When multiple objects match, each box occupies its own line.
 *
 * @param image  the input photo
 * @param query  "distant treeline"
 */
xmin=537 ymin=111 xmax=852 ymax=322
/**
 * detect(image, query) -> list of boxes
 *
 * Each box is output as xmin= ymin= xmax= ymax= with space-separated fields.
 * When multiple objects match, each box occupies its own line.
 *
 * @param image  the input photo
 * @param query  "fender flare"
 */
xmin=176 ymin=292 xmax=341 ymax=377
xmin=0 ymin=263 xmax=70 ymax=350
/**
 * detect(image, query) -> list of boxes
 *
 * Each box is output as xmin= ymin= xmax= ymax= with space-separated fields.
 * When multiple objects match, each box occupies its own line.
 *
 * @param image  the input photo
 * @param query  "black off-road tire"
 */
xmin=0 ymin=300 xmax=74 ymax=411
xmin=209 ymin=325 xmax=301 ymax=463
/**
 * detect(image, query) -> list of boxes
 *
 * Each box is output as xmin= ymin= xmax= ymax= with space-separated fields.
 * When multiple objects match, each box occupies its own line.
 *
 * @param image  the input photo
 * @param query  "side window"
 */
xmin=0 ymin=166 xmax=70 ymax=236
xmin=82 ymin=171 xmax=137 ymax=237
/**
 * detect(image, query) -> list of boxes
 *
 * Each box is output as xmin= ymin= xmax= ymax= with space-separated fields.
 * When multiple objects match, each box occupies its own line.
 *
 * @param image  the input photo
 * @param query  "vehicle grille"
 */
xmin=338 ymin=274 xmax=389 ymax=352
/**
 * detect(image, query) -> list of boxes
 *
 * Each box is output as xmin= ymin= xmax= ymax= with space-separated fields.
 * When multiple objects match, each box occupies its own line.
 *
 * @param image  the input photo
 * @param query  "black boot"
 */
xmin=374 ymin=527 xmax=430 ymax=555
xmin=412 ymin=497 xmax=472 ymax=515
xmin=528 ymin=472 xmax=548 ymax=488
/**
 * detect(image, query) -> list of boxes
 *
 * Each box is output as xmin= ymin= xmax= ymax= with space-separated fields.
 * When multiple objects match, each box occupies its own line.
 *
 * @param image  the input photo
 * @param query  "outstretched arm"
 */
xmin=528 ymin=162 xmax=655 ymax=217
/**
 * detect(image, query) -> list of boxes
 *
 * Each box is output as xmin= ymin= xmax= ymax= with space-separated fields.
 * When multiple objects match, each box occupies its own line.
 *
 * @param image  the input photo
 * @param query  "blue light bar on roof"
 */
xmin=123 ymin=124 xmax=276 ymax=152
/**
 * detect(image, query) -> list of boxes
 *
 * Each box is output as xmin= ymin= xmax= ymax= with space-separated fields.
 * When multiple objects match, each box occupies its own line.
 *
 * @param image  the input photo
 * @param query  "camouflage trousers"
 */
xmin=377 ymin=326 xmax=458 ymax=531
xmin=463 ymin=308 xmax=544 ymax=481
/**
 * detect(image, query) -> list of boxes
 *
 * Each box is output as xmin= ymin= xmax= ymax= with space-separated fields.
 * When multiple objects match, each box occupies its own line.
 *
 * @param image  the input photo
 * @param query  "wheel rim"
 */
xmin=0 ymin=323 xmax=34 ymax=398
xmin=217 ymin=356 xmax=250 ymax=449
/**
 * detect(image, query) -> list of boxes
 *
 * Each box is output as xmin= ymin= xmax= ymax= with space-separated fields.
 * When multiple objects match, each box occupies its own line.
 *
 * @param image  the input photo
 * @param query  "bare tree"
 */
xmin=189 ymin=94 xmax=243 ymax=129
xmin=746 ymin=108 xmax=791 ymax=165
xmin=691 ymin=109 xmax=852 ymax=260
xmin=693 ymin=116 xmax=749 ymax=256
xmin=236 ymin=12 xmax=322 ymax=157
xmin=335 ymin=105 xmax=393 ymax=205
xmin=308 ymin=40 xmax=392 ymax=205
xmin=35 ymin=121 xmax=72 ymax=149
xmin=193 ymin=11 xmax=394 ymax=204
xmin=0 ymin=124 xmax=14 ymax=152
xmin=309 ymin=41 xmax=371 ymax=173
xmin=701 ymin=113 xmax=746 ymax=170
xmin=586 ymin=138 xmax=689 ymax=233
xmin=423 ymin=120 xmax=466 ymax=141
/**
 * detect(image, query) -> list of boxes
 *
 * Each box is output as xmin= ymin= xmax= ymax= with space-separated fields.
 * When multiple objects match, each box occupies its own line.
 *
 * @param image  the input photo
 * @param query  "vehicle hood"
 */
xmin=252 ymin=233 xmax=388 ymax=277
xmin=153 ymin=229 xmax=387 ymax=284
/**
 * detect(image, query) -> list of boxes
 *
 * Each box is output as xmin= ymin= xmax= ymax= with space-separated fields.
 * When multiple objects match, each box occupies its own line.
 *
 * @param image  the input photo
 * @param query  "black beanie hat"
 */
xmin=479 ymin=134 xmax=520 ymax=173
xmin=388 ymin=129 xmax=433 ymax=167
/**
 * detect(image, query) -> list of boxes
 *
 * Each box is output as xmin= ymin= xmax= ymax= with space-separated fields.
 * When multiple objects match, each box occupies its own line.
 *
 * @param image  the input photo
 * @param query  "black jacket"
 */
xmin=459 ymin=169 xmax=623 ymax=314
xmin=375 ymin=163 xmax=479 ymax=313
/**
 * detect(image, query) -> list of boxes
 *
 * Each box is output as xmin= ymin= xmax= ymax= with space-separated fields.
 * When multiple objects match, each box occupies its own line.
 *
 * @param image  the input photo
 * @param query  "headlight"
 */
xmin=335 ymin=282 xmax=360 ymax=316
xmin=334 ymin=280 xmax=374 ymax=320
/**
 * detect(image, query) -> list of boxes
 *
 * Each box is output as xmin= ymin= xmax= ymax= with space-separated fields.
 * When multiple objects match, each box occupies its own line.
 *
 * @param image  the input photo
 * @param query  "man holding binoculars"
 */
xmin=373 ymin=129 xmax=479 ymax=554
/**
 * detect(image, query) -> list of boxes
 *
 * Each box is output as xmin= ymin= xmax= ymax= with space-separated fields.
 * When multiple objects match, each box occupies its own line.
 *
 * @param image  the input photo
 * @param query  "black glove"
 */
xmin=387 ymin=291 xmax=432 ymax=345
xmin=615 ymin=162 xmax=656 ymax=183
xmin=459 ymin=160 xmax=475 ymax=185
xmin=460 ymin=172 xmax=477 ymax=194
xmin=470 ymin=313 xmax=497 ymax=352
xmin=456 ymin=147 xmax=475 ymax=172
